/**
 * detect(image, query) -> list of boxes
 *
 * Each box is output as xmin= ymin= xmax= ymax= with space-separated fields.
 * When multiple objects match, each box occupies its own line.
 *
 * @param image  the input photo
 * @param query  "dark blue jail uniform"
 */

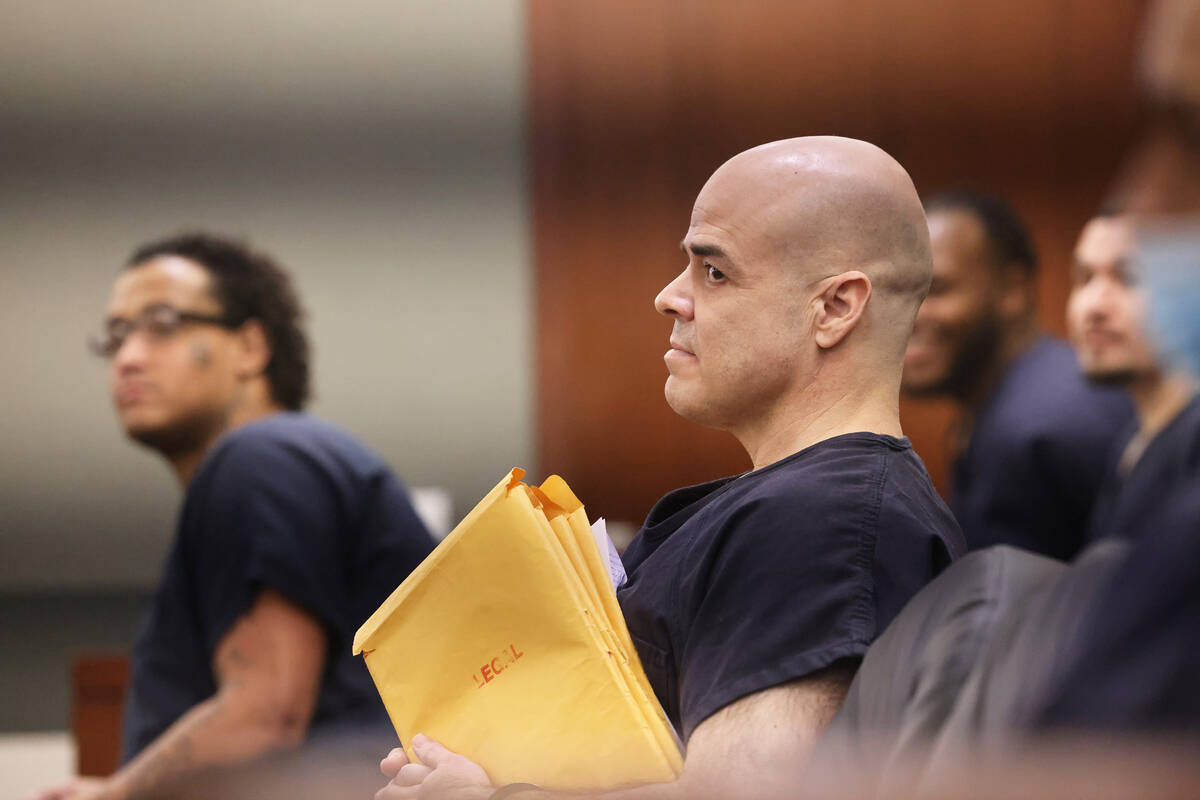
xmin=617 ymin=433 xmax=965 ymax=742
xmin=1036 ymin=479 xmax=1200 ymax=732
xmin=951 ymin=337 xmax=1133 ymax=560
xmin=1086 ymin=393 xmax=1200 ymax=543
xmin=121 ymin=413 xmax=436 ymax=761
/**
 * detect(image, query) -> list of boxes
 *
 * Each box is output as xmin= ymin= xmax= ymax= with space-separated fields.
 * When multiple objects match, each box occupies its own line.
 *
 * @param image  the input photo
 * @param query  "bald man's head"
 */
xmin=656 ymin=136 xmax=932 ymax=435
xmin=697 ymin=136 xmax=932 ymax=308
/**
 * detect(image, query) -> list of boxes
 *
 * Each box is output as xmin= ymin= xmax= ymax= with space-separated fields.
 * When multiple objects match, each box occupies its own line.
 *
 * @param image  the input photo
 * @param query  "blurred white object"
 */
xmin=589 ymin=518 xmax=628 ymax=590
xmin=410 ymin=486 xmax=454 ymax=541
xmin=0 ymin=731 xmax=74 ymax=800
xmin=1137 ymin=217 xmax=1200 ymax=375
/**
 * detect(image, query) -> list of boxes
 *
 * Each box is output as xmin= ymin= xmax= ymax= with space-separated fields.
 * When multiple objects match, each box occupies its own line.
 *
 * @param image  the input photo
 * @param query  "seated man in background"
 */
xmin=1034 ymin=218 xmax=1200 ymax=731
xmin=814 ymin=217 xmax=1200 ymax=792
xmin=38 ymin=233 xmax=435 ymax=800
xmin=901 ymin=191 xmax=1132 ymax=559
xmin=1067 ymin=214 xmax=1200 ymax=542
xmin=376 ymin=136 xmax=965 ymax=800
xmin=805 ymin=6 xmax=1200 ymax=793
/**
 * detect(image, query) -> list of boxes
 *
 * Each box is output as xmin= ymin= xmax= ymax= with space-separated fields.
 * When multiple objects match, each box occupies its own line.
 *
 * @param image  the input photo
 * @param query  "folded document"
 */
xmin=353 ymin=468 xmax=683 ymax=790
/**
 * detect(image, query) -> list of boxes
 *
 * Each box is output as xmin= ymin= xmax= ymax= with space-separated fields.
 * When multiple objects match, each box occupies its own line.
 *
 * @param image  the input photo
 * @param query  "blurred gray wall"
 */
xmin=0 ymin=0 xmax=531 ymax=592
xmin=0 ymin=1 xmax=529 ymax=732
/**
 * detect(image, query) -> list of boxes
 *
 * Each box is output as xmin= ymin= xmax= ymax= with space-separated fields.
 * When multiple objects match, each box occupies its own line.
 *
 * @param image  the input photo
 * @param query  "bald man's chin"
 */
xmin=664 ymin=379 xmax=702 ymax=421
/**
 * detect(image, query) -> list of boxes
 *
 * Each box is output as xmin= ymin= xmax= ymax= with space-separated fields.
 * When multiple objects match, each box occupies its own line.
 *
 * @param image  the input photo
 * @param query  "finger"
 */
xmin=411 ymin=734 xmax=452 ymax=767
xmin=375 ymin=782 xmax=418 ymax=800
xmin=394 ymin=762 xmax=434 ymax=787
xmin=380 ymin=747 xmax=411 ymax=779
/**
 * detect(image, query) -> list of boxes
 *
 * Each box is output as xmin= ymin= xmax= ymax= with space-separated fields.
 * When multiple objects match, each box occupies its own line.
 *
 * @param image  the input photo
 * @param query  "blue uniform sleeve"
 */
xmin=674 ymin=498 xmax=876 ymax=739
xmin=181 ymin=434 xmax=349 ymax=656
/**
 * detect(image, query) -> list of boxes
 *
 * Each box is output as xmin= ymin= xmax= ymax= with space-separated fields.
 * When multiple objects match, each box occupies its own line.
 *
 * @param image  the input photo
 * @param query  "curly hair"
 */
xmin=126 ymin=232 xmax=311 ymax=410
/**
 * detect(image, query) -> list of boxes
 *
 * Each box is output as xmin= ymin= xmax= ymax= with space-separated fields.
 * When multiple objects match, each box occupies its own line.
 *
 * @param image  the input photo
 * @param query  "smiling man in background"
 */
xmin=1066 ymin=214 xmax=1200 ymax=542
xmin=37 ymin=233 xmax=435 ymax=800
xmin=901 ymin=191 xmax=1133 ymax=560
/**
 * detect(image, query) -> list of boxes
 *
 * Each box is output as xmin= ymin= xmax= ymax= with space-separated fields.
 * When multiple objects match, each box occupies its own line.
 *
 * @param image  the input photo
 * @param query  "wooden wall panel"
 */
xmin=531 ymin=0 xmax=1147 ymax=523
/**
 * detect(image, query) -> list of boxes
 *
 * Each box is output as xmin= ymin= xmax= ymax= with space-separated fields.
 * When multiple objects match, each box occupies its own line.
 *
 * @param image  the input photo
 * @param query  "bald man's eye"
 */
xmin=706 ymin=265 xmax=726 ymax=282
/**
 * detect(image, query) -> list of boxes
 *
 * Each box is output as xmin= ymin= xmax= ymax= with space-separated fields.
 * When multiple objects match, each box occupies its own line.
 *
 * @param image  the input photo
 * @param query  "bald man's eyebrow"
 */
xmin=680 ymin=239 xmax=727 ymax=258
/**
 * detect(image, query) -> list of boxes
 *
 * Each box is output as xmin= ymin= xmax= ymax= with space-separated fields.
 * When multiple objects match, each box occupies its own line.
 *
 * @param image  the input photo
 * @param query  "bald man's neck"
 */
xmin=735 ymin=353 xmax=905 ymax=470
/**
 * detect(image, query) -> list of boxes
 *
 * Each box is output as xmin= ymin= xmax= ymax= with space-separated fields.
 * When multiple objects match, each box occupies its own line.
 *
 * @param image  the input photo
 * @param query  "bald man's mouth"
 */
xmin=665 ymin=338 xmax=697 ymax=368
xmin=669 ymin=337 xmax=694 ymax=355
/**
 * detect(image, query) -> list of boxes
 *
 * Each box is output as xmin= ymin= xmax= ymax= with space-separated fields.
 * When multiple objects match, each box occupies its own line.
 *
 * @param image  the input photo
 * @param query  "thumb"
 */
xmin=380 ymin=746 xmax=410 ymax=779
xmin=411 ymin=734 xmax=451 ymax=767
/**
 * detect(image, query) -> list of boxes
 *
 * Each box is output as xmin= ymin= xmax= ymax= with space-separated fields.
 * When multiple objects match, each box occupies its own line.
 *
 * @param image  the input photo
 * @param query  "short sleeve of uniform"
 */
xmin=181 ymin=433 xmax=348 ymax=656
xmin=674 ymin=496 xmax=875 ymax=739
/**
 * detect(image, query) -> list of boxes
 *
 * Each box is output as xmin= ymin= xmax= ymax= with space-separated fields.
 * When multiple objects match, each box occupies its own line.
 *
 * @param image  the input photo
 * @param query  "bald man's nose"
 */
xmin=655 ymin=269 xmax=693 ymax=319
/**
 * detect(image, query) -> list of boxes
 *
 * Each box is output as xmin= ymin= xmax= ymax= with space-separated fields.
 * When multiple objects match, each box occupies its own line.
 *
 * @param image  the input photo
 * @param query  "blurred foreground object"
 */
xmin=1137 ymin=217 xmax=1200 ymax=376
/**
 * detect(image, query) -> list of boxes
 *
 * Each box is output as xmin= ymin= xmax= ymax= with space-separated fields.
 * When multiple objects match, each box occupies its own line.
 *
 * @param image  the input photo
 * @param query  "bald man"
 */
xmin=376 ymin=137 xmax=965 ymax=800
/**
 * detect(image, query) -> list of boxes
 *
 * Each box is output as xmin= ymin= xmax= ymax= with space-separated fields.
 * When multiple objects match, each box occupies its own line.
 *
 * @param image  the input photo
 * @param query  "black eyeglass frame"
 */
xmin=88 ymin=303 xmax=241 ymax=358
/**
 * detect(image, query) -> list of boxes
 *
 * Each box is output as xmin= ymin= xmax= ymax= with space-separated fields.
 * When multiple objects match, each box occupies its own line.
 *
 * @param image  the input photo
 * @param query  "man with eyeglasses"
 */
xmin=37 ymin=233 xmax=435 ymax=800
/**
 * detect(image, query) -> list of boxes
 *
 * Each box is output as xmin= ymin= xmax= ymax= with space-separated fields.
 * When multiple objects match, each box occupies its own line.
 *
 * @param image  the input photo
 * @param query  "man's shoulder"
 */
xmin=739 ymin=432 xmax=912 ymax=496
xmin=195 ymin=413 xmax=392 ymax=492
xmin=983 ymin=337 xmax=1133 ymax=440
xmin=625 ymin=433 xmax=954 ymax=575
xmin=215 ymin=413 xmax=381 ymax=464
xmin=1140 ymin=392 xmax=1200 ymax=476
xmin=682 ymin=434 xmax=922 ymax=535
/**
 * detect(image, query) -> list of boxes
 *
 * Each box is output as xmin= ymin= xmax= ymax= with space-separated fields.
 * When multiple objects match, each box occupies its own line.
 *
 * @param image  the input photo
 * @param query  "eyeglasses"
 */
xmin=88 ymin=303 xmax=238 ymax=358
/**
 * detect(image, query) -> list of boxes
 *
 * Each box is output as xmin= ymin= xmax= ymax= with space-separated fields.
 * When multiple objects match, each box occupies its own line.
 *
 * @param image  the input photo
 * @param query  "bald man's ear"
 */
xmin=812 ymin=271 xmax=871 ymax=350
xmin=233 ymin=319 xmax=273 ymax=380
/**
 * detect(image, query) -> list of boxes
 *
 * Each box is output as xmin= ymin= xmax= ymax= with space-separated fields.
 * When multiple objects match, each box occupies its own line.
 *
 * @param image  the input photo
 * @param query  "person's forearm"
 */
xmin=108 ymin=692 xmax=306 ymax=800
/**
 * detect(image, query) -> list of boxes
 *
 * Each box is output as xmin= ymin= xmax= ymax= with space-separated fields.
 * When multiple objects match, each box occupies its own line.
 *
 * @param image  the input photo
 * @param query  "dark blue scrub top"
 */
xmin=617 ymin=433 xmax=965 ymax=742
xmin=1036 ymin=479 xmax=1200 ymax=732
xmin=1086 ymin=393 xmax=1200 ymax=543
xmin=952 ymin=337 xmax=1134 ymax=560
xmin=121 ymin=413 xmax=435 ymax=760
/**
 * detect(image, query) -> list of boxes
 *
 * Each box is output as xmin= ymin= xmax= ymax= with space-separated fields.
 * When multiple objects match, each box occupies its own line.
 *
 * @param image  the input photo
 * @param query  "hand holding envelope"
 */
xmin=354 ymin=469 xmax=683 ymax=791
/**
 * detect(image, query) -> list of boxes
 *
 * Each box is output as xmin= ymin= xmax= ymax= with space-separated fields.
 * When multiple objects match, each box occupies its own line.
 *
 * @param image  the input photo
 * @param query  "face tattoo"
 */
xmin=189 ymin=339 xmax=213 ymax=367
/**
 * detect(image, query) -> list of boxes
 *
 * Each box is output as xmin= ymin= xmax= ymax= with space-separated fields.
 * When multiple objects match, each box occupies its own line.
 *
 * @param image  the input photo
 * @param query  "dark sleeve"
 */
xmin=1036 ymin=490 xmax=1200 ymax=730
xmin=1034 ymin=400 xmax=1126 ymax=515
xmin=675 ymin=499 xmax=874 ymax=739
xmin=183 ymin=435 xmax=347 ymax=656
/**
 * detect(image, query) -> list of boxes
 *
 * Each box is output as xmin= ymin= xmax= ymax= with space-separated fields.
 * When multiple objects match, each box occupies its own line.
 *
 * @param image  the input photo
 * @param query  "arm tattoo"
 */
xmin=123 ymin=704 xmax=217 ymax=800
xmin=219 ymin=645 xmax=254 ymax=690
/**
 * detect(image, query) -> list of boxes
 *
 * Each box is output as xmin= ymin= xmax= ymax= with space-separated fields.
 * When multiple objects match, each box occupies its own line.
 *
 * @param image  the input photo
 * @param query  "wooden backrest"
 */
xmin=71 ymin=654 xmax=130 ymax=777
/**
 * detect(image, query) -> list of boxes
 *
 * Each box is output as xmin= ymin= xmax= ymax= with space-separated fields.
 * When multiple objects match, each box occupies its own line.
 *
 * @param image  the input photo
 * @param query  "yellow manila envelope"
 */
xmin=353 ymin=469 xmax=684 ymax=791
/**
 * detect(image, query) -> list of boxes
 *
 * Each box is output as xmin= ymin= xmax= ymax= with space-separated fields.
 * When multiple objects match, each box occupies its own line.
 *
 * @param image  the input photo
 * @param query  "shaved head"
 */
xmin=657 ymin=136 xmax=932 ymax=462
xmin=691 ymin=136 xmax=933 ymax=353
